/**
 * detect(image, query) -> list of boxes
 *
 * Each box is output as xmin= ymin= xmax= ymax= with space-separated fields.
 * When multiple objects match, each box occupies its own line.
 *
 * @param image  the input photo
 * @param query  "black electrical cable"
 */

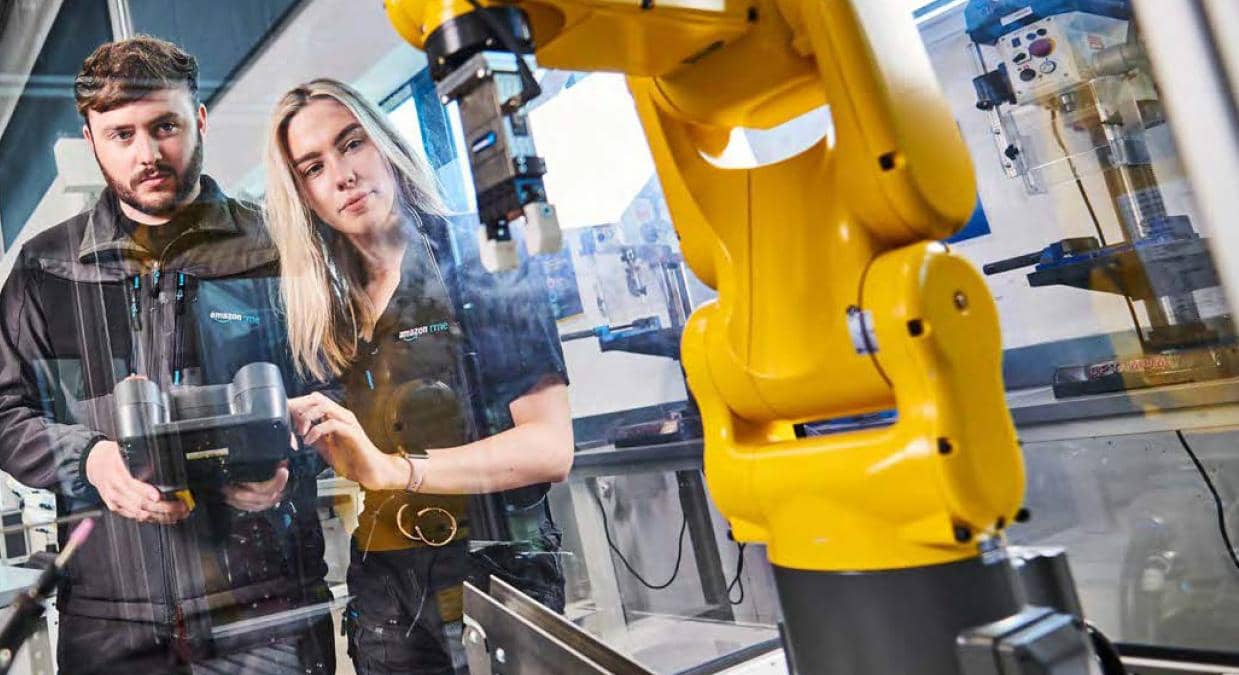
xmin=1174 ymin=430 xmax=1239 ymax=575
xmin=464 ymin=0 xmax=542 ymax=111
xmin=727 ymin=542 xmax=748 ymax=605
xmin=591 ymin=481 xmax=688 ymax=590
xmin=1086 ymin=620 xmax=1128 ymax=675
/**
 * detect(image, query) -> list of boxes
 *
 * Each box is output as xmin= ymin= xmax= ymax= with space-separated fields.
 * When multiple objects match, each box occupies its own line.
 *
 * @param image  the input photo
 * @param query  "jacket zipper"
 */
xmin=138 ymin=258 xmax=193 ymax=652
xmin=123 ymin=265 xmax=180 ymax=644
xmin=148 ymin=262 xmax=182 ymax=646
xmin=156 ymin=241 xmax=205 ymax=657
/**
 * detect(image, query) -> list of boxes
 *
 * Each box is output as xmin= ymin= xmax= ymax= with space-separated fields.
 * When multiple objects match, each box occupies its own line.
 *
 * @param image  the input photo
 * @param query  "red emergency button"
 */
xmin=1029 ymin=38 xmax=1055 ymax=58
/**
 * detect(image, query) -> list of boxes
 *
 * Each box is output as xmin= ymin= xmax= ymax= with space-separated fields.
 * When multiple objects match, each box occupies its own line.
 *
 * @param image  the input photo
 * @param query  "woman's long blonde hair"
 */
xmin=264 ymin=78 xmax=446 ymax=381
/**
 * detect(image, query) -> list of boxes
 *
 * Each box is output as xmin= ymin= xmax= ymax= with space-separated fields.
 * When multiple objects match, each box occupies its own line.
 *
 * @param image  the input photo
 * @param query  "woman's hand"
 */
xmin=288 ymin=393 xmax=408 ymax=491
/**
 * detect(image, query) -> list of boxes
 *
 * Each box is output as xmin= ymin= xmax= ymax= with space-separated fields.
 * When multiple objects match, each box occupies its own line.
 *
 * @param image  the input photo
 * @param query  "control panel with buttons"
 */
xmin=993 ymin=13 xmax=1125 ymax=106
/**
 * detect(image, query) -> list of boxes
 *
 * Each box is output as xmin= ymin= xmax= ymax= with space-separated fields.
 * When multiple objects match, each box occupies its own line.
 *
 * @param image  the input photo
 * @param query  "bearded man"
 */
xmin=0 ymin=36 xmax=333 ymax=674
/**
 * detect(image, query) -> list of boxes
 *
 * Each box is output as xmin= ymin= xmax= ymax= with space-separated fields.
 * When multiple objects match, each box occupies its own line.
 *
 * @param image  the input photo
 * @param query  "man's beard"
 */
xmin=103 ymin=131 xmax=204 ymax=218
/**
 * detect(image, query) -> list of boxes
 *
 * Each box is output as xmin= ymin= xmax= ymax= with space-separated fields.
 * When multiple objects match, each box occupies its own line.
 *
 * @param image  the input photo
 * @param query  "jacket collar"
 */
xmin=77 ymin=175 xmax=240 ymax=262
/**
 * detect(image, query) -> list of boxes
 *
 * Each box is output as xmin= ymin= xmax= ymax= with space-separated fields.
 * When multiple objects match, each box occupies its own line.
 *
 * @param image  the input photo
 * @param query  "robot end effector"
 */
xmin=419 ymin=2 xmax=561 ymax=272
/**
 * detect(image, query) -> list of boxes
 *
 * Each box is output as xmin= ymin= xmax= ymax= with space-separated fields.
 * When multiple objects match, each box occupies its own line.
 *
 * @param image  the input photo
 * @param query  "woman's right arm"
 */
xmin=289 ymin=384 xmax=573 ymax=494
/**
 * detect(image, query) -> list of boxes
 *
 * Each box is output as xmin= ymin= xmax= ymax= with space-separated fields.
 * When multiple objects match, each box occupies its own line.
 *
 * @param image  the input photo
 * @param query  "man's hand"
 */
xmin=289 ymin=393 xmax=407 ymax=491
xmin=221 ymin=460 xmax=290 ymax=512
xmin=85 ymin=440 xmax=190 ymax=524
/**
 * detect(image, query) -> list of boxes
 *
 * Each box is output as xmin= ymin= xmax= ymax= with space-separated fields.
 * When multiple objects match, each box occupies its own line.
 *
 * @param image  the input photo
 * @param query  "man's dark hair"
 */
xmin=74 ymin=36 xmax=198 ymax=118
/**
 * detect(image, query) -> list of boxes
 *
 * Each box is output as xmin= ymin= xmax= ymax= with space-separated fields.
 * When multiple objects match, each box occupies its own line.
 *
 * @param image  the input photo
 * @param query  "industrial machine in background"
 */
xmin=966 ymin=0 xmax=1236 ymax=397
xmin=560 ymin=227 xmax=702 ymax=446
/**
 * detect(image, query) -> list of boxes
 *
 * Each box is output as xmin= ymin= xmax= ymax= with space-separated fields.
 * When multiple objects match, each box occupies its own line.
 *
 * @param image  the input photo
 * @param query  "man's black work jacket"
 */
xmin=0 ymin=177 xmax=326 ymax=639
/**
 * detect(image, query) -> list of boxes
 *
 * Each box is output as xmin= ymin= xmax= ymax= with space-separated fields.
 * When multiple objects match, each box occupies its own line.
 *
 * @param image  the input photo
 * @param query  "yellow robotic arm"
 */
xmin=385 ymin=1 xmax=1075 ymax=672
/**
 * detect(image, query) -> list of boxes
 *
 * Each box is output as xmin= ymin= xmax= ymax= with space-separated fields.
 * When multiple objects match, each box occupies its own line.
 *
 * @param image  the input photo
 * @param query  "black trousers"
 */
xmin=344 ymin=537 xmax=565 ymax=675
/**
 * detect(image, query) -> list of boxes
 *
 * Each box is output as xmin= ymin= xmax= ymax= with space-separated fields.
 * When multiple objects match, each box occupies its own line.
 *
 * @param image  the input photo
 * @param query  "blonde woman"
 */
xmin=264 ymin=78 xmax=573 ymax=674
